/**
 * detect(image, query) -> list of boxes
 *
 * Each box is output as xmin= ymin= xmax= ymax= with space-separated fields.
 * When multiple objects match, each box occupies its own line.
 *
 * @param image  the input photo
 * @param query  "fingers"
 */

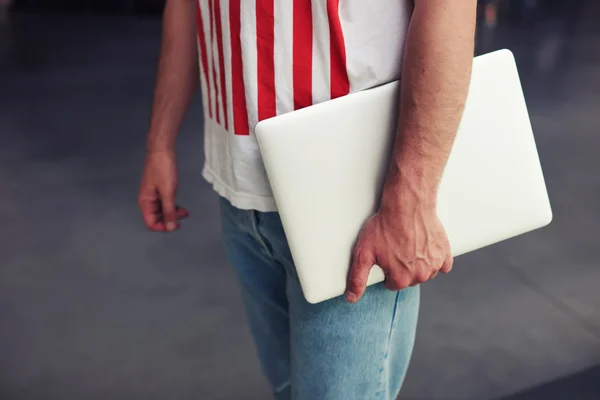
xmin=159 ymin=192 xmax=178 ymax=232
xmin=440 ymin=256 xmax=454 ymax=274
xmin=385 ymin=269 xmax=412 ymax=291
xmin=138 ymin=188 xmax=165 ymax=232
xmin=407 ymin=257 xmax=452 ymax=287
xmin=345 ymin=247 xmax=375 ymax=304
xmin=176 ymin=206 xmax=190 ymax=219
xmin=139 ymin=150 xmax=184 ymax=232
xmin=140 ymin=201 xmax=168 ymax=232
xmin=389 ymin=261 xmax=446 ymax=289
xmin=139 ymin=189 xmax=188 ymax=232
xmin=140 ymin=203 xmax=188 ymax=232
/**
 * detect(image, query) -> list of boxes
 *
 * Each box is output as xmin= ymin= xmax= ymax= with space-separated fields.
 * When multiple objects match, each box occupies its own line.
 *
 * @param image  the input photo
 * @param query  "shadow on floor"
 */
xmin=496 ymin=366 xmax=600 ymax=400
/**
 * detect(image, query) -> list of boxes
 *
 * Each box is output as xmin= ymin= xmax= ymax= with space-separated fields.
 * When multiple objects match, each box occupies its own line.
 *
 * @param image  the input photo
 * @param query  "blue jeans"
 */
xmin=219 ymin=197 xmax=420 ymax=400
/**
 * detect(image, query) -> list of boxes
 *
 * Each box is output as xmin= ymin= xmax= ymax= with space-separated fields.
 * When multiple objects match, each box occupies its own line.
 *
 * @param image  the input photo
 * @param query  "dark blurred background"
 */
xmin=1 ymin=0 xmax=599 ymax=399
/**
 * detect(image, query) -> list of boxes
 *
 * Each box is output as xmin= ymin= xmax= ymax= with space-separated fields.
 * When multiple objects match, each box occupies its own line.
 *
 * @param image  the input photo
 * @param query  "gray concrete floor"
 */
xmin=1 ymin=4 xmax=600 ymax=400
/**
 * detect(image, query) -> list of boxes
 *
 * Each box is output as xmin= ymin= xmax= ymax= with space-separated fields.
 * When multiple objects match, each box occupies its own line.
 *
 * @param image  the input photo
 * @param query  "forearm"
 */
xmin=381 ymin=0 xmax=477 ymax=213
xmin=146 ymin=0 xmax=199 ymax=153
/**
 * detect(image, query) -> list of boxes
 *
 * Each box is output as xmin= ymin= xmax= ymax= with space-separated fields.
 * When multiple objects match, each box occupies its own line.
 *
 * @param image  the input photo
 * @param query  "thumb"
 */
xmin=160 ymin=192 xmax=178 ymax=232
xmin=345 ymin=247 xmax=375 ymax=304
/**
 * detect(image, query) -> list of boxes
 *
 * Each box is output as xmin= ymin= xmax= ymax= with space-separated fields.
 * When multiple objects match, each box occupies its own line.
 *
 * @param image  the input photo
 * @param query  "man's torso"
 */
xmin=196 ymin=0 xmax=412 ymax=211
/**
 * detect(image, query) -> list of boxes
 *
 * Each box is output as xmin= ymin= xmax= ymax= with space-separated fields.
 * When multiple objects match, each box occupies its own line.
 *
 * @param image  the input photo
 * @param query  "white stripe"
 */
xmin=240 ymin=0 xmax=258 ymax=133
xmin=220 ymin=0 xmax=233 ymax=132
xmin=273 ymin=0 xmax=294 ymax=115
xmin=311 ymin=0 xmax=331 ymax=105
xmin=341 ymin=0 xmax=411 ymax=92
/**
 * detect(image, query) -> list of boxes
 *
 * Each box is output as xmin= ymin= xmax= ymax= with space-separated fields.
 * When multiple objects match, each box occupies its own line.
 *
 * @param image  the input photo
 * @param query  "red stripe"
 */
xmin=256 ymin=0 xmax=276 ymax=121
xmin=292 ymin=0 xmax=313 ymax=110
xmin=208 ymin=0 xmax=221 ymax=124
xmin=195 ymin=2 xmax=212 ymax=119
xmin=229 ymin=0 xmax=249 ymax=135
xmin=326 ymin=0 xmax=350 ymax=99
xmin=213 ymin=0 xmax=228 ymax=130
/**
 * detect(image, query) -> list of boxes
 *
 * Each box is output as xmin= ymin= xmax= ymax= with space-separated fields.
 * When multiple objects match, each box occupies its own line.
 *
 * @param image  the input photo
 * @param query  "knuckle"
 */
xmin=393 ymin=275 xmax=411 ymax=289
xmin=348 ymin=276 xmax=364 ymax=290
xmin=352 ymin=247 xmax=362 ymax=261
xmin=441 ymin=258 xmax=454 ymax=273
xmin=384 ymin=273 xmax=397 ymax=287
xmin=353 ymin=242 xmax=367 ymax=256
xmin=415 ymin=270 xmax=430 ymax=283
xmin=352 ymin=247 xmax=372 ymax=266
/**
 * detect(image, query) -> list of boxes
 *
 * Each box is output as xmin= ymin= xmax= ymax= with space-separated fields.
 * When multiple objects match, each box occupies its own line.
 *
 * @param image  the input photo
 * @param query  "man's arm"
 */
xmin=383 ymin=0 xmax=477 ymax=211
xmin=138 ymin=0 xmax=198 ymax=232
xmin=146 ymin=0 xmax=199 ymax=152
xmin=346 ymin=0 xmax=477 ymax=302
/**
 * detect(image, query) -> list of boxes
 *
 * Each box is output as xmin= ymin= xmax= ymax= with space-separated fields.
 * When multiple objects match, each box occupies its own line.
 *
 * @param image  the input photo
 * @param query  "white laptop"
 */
xmin=254 ymin=49 xmax=552 ymax=304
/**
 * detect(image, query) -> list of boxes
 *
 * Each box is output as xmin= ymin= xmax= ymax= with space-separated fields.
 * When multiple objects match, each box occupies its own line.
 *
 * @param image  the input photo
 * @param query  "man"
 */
xmin=138 ymin=0 xmax=476 ymax=399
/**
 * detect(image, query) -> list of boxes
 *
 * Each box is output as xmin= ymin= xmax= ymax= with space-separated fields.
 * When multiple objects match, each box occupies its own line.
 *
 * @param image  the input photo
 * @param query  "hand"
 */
xmin=138 ymin=150 xmax=189 ymax=232
xmin=345 ymin=201 xmax=452 ymax=303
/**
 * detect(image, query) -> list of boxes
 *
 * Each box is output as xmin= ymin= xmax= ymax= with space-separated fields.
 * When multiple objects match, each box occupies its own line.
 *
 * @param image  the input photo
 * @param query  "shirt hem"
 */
xmin=202 ymin=165 xmax=278 ymax=212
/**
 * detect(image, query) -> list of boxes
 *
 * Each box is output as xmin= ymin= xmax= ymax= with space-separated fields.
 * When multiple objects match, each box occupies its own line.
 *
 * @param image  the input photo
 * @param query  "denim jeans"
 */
xmin=219 ymin=197 xmax=420 ymax=400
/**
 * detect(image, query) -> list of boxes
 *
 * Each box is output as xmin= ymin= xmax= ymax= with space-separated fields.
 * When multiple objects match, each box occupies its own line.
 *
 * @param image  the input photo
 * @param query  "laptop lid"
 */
xmin=255 ymin=49 xmax=552 ymax=304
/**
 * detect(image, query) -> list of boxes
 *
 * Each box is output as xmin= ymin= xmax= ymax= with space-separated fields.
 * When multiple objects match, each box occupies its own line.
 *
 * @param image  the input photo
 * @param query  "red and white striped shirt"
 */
xmin=196 ymin=0 xmax=412 ymax=211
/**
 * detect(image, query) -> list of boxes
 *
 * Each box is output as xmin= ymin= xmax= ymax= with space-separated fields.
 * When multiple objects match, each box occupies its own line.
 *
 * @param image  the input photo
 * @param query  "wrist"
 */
xmin=146 ymin=134 xmax=176 ymax=155
xmin=380 ymin=163 xmax=438 ymax=216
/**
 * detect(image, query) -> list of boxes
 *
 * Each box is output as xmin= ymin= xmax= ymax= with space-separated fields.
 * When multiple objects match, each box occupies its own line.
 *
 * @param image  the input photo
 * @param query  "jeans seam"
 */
xmin=274 ymin=379 xmax=291 ymax=394
xmin=385 ymin=291 xmax=401 ymax=359
xmin=380 ymin=291 xmax=401 ymax=399
xmin=250 ymin=210 xmax=275 ymax=258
